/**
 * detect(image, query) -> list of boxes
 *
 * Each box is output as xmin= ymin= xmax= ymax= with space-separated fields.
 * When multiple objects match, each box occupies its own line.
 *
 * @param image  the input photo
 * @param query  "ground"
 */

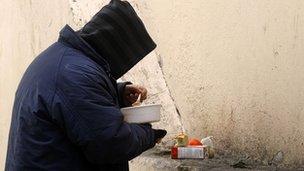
xmin=130 ymin=146 xmax=304 ymax=171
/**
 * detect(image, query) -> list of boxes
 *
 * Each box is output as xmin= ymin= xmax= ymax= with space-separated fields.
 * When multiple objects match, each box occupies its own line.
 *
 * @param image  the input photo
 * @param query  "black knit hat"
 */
xmin=79 ymin=0 xmax=157 ymax=79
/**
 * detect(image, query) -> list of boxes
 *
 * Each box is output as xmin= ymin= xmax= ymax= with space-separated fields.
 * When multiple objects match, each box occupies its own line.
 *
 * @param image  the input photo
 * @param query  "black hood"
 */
xmin=79 ymin=0 xmax=156 ymax=79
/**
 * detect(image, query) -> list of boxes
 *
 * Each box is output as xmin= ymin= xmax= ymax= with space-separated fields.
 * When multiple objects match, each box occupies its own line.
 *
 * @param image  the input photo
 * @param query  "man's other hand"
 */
xmin=154 ymin=129 xmax=167 ymax=144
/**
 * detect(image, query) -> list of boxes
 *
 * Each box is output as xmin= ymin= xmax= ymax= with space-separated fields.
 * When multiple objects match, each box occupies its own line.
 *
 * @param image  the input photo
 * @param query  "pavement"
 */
xmin=130 ymin=146 xmax=304 ymax=171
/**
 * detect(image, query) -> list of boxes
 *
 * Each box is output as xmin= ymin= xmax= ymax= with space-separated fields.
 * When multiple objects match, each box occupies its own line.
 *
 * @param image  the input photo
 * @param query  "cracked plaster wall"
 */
xmin=69 ymin=0 xmax=304 ymax=167
xmin=1 ymin=0 xmax=304 ymax=169
xmin=137 ymin=0 xmax=304 ymax=167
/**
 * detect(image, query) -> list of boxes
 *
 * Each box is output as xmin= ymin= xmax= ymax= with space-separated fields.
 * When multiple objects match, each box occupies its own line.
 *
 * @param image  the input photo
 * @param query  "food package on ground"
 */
xmin=188 ymin=138 xmax=202 ymax=146
xmin=205 ymin=146 xmax=215 ymax=159
xmin=174 ymin=132 xmax=189 ymax=147
xmin=171 ymin=146 xmax=205 ymax=159
xmin=171 ymin=133 xmax=215 ymax=159
xmin=201 ymin=136 xmax=215 ymax=159
xmin=201 ymin=136 xmax=213 ymax=147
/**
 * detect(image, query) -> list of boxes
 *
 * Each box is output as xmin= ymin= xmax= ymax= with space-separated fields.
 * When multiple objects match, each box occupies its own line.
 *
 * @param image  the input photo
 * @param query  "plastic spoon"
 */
xmin=132 ymin=94 xmax=141 ymax=107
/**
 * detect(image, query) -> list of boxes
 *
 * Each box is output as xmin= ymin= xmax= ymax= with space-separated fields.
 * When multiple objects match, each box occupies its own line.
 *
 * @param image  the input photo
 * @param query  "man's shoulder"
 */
xmin=60 ymin=45 xmax=105 ymax=72
xmin=56 ymin=45 xmax=108 ymax=86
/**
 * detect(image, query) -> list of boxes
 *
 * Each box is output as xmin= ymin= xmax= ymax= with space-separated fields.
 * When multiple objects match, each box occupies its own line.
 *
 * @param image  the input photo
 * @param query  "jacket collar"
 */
xmin=58 ymin=25 xmax=111 ymax=72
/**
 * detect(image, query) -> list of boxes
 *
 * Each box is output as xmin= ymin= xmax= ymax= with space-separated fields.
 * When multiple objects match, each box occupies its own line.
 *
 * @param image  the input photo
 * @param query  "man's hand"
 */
xmin=154 ymin=129 xmax=167 ymax=144
xmin=123 ymin=84 xmax=147 ymax=106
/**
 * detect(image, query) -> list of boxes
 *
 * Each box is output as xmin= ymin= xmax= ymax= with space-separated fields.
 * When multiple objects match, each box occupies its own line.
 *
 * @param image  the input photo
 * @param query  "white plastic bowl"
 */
xmin=121 ymin=104 xmax=161 ymax=124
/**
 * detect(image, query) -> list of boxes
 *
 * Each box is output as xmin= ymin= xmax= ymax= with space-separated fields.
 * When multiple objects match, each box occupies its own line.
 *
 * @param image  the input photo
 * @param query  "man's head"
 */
xmin=79 ymin=0 xmax=156 ymax=79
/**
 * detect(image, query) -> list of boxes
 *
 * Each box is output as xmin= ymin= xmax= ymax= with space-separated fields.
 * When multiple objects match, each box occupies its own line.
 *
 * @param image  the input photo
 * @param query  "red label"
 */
xmin=171 ymin=147 xmax=178 ymax=159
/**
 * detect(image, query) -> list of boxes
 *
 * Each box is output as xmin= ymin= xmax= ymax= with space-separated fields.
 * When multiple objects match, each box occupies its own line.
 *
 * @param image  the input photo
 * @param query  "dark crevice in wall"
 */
xmin=156 ymin=52 xmax=185 ymax=132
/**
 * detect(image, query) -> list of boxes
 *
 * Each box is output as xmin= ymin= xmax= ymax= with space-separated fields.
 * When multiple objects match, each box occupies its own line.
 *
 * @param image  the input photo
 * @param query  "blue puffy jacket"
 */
xmin=6 ymin=1 xmax=158 ymax=170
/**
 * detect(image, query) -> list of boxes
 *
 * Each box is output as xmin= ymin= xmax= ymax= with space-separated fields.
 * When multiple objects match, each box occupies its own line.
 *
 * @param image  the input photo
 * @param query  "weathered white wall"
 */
xmin=136 ymin=0 xmax=304 ymax=167
xmin=0 ymin=0 xmax=73 ymax=169
xmin=1 ymin=0 xmax=304 ymax=169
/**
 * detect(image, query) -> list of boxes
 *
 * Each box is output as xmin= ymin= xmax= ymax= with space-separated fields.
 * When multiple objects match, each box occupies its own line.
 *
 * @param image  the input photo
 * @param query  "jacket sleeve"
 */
xmin=117 ymin=82 xmax=132 ymax=108
xmin=51 ymin=63 xmax=155 ymax=164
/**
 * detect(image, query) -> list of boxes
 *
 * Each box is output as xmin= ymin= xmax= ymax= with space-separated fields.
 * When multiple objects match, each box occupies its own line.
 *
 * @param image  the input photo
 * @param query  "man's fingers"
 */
xmin=125 ymin=85 xmax=148 ymax=103
xmin=140 ymin=95 xmax=146 ymax=102
xmin=128 ymin=85 xmax=142 ymax=93
xmin=130 ymin=93 xmax=139 ymax=99
xmin=138 ymin=87 xmax=147 ymax=101
xmin=127 ymin=95 xmax=135 ymax=100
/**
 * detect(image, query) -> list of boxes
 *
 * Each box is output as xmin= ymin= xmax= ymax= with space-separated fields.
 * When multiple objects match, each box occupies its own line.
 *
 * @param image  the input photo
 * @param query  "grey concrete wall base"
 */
xmin=130 ymin=147 xmax=303 ymax=171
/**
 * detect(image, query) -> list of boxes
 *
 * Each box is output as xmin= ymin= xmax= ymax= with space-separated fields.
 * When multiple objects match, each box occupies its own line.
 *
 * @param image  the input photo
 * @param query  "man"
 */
xmin=5 ymin=0 xmax=167 ymax=170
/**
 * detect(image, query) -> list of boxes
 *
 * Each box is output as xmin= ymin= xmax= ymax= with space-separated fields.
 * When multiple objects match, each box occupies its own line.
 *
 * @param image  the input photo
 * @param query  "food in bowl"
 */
xmin=121 ymin=104 xmax=161 ymax=124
